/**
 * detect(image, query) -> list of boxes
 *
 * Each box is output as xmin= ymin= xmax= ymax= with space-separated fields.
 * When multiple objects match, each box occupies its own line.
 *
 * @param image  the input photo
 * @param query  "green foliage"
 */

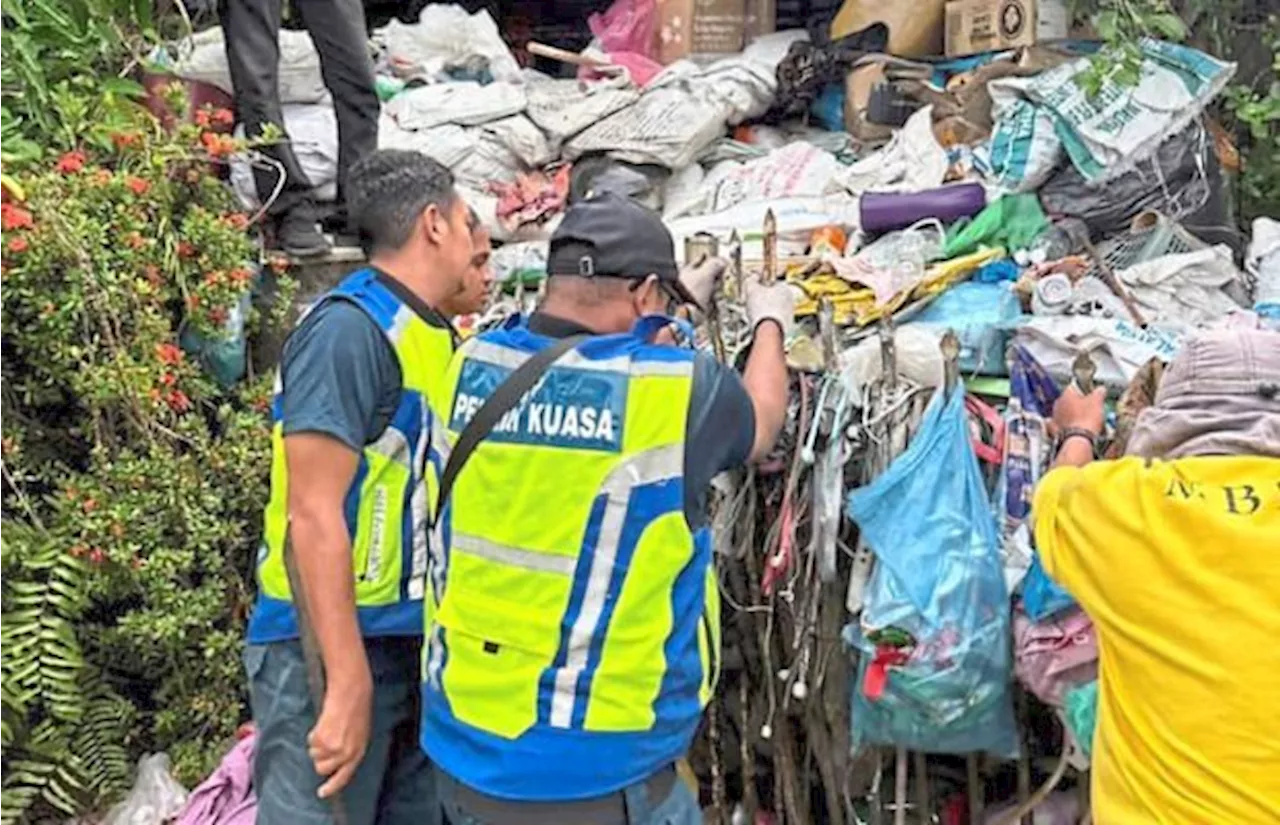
xmin=2 ymin=91 xmax=295 ymax=822
xmin=1224 ymin=25 xmax=1280 ymax=222
xmin=0 ymin=0 xmax=163 ymax=162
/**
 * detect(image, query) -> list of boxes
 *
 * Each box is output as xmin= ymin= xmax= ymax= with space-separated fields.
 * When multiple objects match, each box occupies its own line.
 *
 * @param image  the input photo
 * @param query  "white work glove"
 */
xmin=678 ymin=256 xmax=728 ymax=313
xmin=744 ymin=275 xmax=798 ymax=338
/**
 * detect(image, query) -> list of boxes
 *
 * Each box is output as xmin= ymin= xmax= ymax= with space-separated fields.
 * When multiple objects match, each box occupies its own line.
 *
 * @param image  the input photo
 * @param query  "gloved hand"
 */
xmin=744 ymin=275 xmax=798 ymax=338
xmin=678 ymin=256 xmax=728 ymax=313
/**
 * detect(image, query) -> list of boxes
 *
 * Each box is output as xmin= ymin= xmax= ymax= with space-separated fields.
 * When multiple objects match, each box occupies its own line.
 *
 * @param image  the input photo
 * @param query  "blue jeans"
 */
xmin=438 ymin=769 xmax=702 ymax=825
xmin=245 ymin=636 xmax=437 ymax=825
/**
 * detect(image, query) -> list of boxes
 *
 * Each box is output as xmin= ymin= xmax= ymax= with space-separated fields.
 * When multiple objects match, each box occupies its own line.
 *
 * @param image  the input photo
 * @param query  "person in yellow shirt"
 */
xmin=1033 ymin=327 xmax=1280 ymax=824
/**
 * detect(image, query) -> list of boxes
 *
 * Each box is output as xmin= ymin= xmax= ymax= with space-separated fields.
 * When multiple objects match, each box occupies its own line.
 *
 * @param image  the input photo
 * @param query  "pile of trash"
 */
xmin=151 ymin=1 xmax=1278 ymax=822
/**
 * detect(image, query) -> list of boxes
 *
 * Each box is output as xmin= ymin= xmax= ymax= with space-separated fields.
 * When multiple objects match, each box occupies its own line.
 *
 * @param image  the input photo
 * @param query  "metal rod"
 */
xmin=762 ymin=209 xmax=778 ymax=286
xmin=914 ymin=751 xmax=929 ymax=825
xmin=941 ymin=329 xmax=961 ymax=400
xmin=967 ymin=754 xmax=983 ymax=825
xmin=1082 ymin=235 xmax=1147 ymax=328
xmin=1072 ymin=351 xmax=1098 ymax=395
xmin=894 ymin=747 xmax=909 ymax=825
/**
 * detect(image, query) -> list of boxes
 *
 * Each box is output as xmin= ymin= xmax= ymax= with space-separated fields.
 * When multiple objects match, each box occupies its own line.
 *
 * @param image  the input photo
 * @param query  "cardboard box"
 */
xmin=658 ymin=0 xmax=747 ymax=63
xmin=944 ymin=0 xmax=1068 ymax=57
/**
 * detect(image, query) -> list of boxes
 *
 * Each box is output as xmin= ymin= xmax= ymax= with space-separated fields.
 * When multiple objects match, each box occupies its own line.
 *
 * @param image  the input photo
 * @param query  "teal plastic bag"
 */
xmin=1064 ymin=680 xmax=1099 ymax=757
xmin=845 ymin=388 xmax=1019 ymax=757
xmin=943 ymin=194 xmax=1047 ymax=259
xmin=180 ymin=289 xmax=251 ymax=389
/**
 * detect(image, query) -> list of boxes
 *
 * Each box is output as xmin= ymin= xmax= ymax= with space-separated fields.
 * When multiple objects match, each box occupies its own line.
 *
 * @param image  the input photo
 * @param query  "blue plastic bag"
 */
xmin=845 ymin=388 xmax=1019 ymax=757
xmin=910 ymin=281 xmax=1023 ymax=376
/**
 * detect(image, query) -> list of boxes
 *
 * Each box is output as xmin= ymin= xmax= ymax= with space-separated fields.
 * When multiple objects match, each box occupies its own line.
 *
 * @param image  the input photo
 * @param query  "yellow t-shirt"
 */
xmin=1034 ymin=456 xmax=1280 ymax=824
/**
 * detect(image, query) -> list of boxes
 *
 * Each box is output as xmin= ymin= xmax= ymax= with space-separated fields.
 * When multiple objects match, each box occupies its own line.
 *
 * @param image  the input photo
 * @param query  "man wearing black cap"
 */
xmin=419 ymin=192 xmax=794 ymax=824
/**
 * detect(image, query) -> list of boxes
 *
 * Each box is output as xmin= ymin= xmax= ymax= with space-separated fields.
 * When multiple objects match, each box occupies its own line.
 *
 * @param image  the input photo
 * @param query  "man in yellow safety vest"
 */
xmin=247 ymin=149 xmax=474 ymax=823
xmin=422 ymin=192 xmax=796 ymax=824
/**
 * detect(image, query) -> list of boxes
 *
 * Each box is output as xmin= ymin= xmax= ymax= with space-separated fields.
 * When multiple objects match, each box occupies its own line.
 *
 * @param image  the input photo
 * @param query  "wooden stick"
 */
xmin=527 ymin=41 xmax=614 ymax=69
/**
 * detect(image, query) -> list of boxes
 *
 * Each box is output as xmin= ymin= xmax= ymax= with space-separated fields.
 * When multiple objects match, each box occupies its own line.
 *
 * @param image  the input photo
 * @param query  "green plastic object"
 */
xmin=375 ymin=75 xmax=406 ymax=102
xmin=942 ymin=194 xmax=1048 ymax=259
xmin=1064 ymin=679 xmax=1099 ymax=757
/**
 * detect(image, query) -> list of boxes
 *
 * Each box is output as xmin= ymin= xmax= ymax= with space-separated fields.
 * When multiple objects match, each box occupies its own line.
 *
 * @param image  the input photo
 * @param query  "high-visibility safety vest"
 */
xmin=421 ymin=315 xmax=721 ymax=801
xmin=247 ymin=268 xmax=455 ymax=643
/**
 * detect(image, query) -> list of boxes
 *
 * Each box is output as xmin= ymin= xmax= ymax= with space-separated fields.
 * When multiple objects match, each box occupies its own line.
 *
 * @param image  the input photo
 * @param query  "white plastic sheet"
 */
xmin=102 ymin=754 xmax=188 ymax=825
xmin=231 ymin=104 xmax=338 ymax=209
xmin=524 ymin=78 xmax=639 ymax=150
xmin=1247 ymin=216 xmax=1280 ymax=307
xmin=168 ymin=27 xmax=328 ymax=104
xmin=708 ymin=143 xmax=843 ymax=213
xmin=377 ymin=5 xmax=522 ymax=84
xmin=836 ymin=106 xmax=946 ymax=194
xmin=385 ymin=81 xmax=526 ymax=130
xmin=1116 ymin=245 xmax=1248 ymax=331
xmin=1013 ymin=316 xmax=1184 ymax=386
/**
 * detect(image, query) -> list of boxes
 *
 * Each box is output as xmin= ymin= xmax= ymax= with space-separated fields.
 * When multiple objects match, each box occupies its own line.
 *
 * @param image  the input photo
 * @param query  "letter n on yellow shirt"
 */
xmin=1032 ymin=456 xmax=1280 ymax=824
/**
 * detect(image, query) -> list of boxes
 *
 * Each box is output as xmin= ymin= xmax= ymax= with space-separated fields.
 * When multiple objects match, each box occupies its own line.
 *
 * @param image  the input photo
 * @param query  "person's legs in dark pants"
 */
xmin=220 ymin=0 xmax=329 ymax=255
xmin=294 ymin=0 xmax=379 ymax=225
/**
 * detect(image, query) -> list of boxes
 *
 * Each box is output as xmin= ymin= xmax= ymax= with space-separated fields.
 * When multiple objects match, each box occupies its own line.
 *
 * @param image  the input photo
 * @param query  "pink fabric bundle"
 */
xmin=174 ymin=733 xmax=256 ymax=825
xmin=1013 ymin=609 xmax=1098 ymax=707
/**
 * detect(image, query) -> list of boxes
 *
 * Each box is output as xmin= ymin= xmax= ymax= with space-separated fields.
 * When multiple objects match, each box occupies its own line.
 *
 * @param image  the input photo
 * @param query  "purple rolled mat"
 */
xmin=859 ymin=182 xmax=987 ymax=235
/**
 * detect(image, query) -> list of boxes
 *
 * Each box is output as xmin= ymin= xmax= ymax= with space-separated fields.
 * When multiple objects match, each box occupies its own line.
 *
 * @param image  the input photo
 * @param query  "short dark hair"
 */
xmin=347 ymin=150 xmax=457 ymax=253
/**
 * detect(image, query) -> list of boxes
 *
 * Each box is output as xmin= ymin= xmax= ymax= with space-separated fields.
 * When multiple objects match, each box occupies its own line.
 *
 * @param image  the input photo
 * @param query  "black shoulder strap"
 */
xmin=434 ymin=334 xmax=589 ymax=524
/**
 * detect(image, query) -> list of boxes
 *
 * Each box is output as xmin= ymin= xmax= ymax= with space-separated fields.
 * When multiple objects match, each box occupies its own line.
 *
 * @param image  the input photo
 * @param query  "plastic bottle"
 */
xmin=1027 ymin=217 xmax=1089 ymax=262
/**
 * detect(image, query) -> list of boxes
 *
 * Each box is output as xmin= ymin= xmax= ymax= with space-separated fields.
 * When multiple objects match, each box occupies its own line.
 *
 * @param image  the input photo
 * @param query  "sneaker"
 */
xmin=276 ymin=210 xmax=331 ymax=258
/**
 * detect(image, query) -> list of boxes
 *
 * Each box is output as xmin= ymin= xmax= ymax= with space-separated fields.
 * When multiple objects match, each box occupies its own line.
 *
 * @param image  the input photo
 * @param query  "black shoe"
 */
xmin=276 ymin=211 xmax=331 ymax=258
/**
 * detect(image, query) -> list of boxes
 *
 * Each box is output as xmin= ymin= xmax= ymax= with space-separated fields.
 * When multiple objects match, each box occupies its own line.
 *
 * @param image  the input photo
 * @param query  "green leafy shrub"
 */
xmin=1 ymin=92 xmax=293 ymax=822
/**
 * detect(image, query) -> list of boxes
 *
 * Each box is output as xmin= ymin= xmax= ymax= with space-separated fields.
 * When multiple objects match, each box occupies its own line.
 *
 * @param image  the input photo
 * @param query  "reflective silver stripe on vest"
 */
xmin=549 ymin=442 xmax=684 ymax=728
xmin=388 ymin=305 xmax=414 ymax=346
xmin=366 ymin=425 xmax=411 ymax=467
xmin=408 ymin=404 xmax=431 ymax=601
xmin=451 ymin=533 xmax=578 ymax=576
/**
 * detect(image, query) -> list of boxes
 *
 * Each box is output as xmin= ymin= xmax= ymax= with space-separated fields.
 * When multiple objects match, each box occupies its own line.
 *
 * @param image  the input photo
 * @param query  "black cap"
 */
xmin=547 ymin=192 xmax=694 ymax=305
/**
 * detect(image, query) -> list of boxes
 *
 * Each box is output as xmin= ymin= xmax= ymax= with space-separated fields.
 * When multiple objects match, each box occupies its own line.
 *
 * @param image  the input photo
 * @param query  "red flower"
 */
xmin=88 ymin=548 xmax=106 ymax=565
xmin=200 ymin=132 xmax=236 ymax=158
xmin=92 ymin=169 xmax=113 ymax=186
xmin=70 ymin=544 xmax=87 ymax=558
xmin=229 ymin=266 xmax=252 ymax=284
xmin=125 ymin=232 xmax=146 ymax=250
xmin=7 ymin=237 xmax=29 ymax=254
xmin=195 ymin=109 xmax=212 ymax=129
xmin=125 ymin=176 xmax=150 ymax=196
xmin=177 ymin=241 xmax=196 ymax=258
xmin=209 ymin=306 xmax=229 ymax=325
xmin=82 ymin=497 xmax=98 ymax=513
xmin=155 ymin=342 xmax=183 ymax=365
xmin=186 ymin=294 xmax=201 ymax=309
xmin=166 ymin=390 xmax=191 ymax=413
xmin=224 ymin=212 xmax=249 ymax=231
xmin=212 ymin=108 xmax=235 ymax=127
xmin=203 ymin=270 xmax=223 ymax=287
xmin=111 ymin=131 xmax=141 ymax=149
xmin=1 ymin=203 xmax=34 ymax=231
xmin=55 ymin=150 xmax=87 ymax=174
xmin=159 ymin=371 xmax=177 ymax=387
